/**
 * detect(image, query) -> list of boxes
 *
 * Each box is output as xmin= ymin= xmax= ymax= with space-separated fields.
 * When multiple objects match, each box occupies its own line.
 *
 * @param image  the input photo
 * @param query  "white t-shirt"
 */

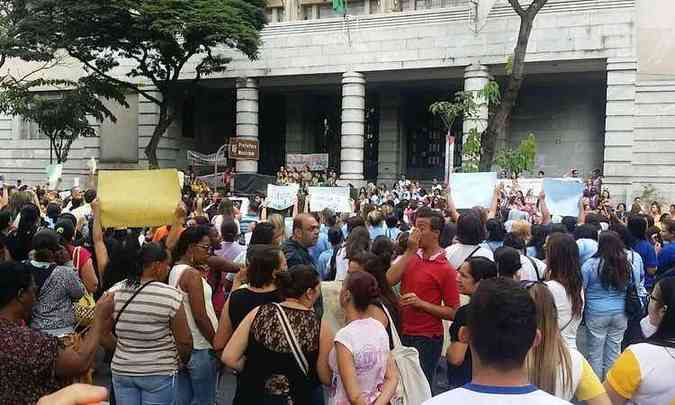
xmin=545 ymin=280 xmax=583 ymax=350
xmin=445 ymin=243 xmax=494 ymax=270
xmin=334 ymin=247 xmax=349 ymax=281
xmin=423 ymin=384 xmax=572 ymax=405
xmin=606 ymin=343 xmax=675 ymax=405
xmin=519 ymin=255 xmax=547 ymax=282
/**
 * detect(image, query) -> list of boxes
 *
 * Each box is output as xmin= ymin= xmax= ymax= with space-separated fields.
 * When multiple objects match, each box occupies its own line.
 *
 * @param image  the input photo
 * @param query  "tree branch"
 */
xmin=526 ymin=0 xmax=549 ymax=18
xmin=506 ymin=0 xmax=526 ymax=16
xmin=70 ymin=52 xmax=162 ymax=105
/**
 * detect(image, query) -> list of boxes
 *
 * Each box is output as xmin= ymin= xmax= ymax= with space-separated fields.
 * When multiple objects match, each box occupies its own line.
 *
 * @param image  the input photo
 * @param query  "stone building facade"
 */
xmin=1 ymin=0 xmax=674 ymax=203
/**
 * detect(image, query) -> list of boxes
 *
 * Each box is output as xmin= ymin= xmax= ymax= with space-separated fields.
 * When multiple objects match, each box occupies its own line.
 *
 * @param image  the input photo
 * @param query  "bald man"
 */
xmin=282 ymin=213 xmax=320 ymax=268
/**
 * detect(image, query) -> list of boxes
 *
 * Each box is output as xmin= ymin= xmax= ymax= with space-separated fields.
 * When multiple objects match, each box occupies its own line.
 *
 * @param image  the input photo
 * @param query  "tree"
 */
xmin=0 ymin=1 xmax=126 ymax=164
xmin=21 ymin=0 xmax=267 ymax=168
xmin=494 ymin=133 xmax=537 ymax=178
xmin=430 ymin=82 xmax=500 ymax=172
xmin=478 ymin=0 xmax=549 ymax=170
xmin=0 ymin=77 xmax=126 ymax=163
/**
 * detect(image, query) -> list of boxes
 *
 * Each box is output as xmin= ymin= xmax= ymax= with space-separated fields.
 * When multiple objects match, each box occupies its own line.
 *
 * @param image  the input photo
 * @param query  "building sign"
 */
xmin=229 ymin=138 xmax=259 ymax=160
xmin=287 ymin=153 xmax=329 ymax=171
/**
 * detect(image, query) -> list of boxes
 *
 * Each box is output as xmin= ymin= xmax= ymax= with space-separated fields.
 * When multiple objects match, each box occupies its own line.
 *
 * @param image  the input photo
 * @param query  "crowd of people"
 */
xmin=0 ymin=169 xmax=674 ymax=405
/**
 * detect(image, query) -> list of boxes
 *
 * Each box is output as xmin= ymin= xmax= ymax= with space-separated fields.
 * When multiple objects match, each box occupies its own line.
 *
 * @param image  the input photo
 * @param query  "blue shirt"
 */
xmin=316 ymin=247 xmax=334 ymax=280
xmin=577 ymin=238 xmax=598 ymax=265
xmin=632 ymin=239 xmax=658 ymax=289
xmin=582 ymin=257 xmax=641 ymax=316
xmin=658 ymin=242 xmax=675 ymax=270
xmin=309 ymin=232 xmax=330 ymax=264
xmin=368 ymin=224 xmax=387 ymax=240
xmin=385 ymin=227 xmax=401 ymax=241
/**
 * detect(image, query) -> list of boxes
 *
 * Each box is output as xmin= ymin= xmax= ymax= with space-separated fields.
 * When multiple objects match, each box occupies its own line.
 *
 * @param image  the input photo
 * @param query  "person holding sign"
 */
xmin=386 ymin=207 xmax=460 ymax=386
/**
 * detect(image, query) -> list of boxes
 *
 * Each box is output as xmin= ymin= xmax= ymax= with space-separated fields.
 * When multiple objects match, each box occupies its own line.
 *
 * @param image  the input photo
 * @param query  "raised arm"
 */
xmin=386 ymin=228 xmax=419 ymax=286
xmin=578 ymin=197 xmax=587 ymax=225
xmin=539 ymin=191 xmax=551 ymax=225
xmin=487 ymin=185 xmax=501 ymax=220
xmin=446 ymin=186 xmax=460 ymax=223
xmin=165 ymin=203 xmax=187 ymax=252
xmin=90 ymin=200 xmax=109 ymax=278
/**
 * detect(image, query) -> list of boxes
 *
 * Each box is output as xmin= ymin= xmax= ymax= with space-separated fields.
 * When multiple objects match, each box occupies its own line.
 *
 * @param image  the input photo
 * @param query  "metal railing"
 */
xmin=415 ymin=0 xmax=471 ymax=10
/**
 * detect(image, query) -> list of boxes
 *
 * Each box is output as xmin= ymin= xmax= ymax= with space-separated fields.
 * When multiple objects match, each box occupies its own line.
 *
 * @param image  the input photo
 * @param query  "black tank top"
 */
xmin=228 ymin=288 xmax=282 ymax=330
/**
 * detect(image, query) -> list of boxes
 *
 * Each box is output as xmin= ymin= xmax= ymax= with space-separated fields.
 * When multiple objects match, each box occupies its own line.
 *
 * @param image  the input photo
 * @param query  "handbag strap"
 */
xmin=113 ymin=280 xmax=157 ymax=337
xmin=381 ymin=304 xmax=402 ymax=348
xmin=526 ymin=256 xmax=543 ymax=282
xmin=73 ymin=247 xmax=81 ymax=271
xmin=273 ymin=303 xmax=309 ymax=376
xmin=466 ymin=246 xmax=481 ymax=261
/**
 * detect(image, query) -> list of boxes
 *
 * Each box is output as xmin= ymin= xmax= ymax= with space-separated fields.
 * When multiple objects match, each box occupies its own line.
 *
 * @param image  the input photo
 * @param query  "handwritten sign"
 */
xmin=98 ymin=169 xmax=180 ymax=228
xmin=229 ymin=138 xmax=259 ymax=160
xmin=46 ymin=164 xmax=63 ymax=190
xmin=287 ymin=154 xmax=329 ymax=171
xmin=266 ymin=184 xmax=299 ymax=210
xmin=308 ymin=187 xmax=352 ymax=213
xmin=543 ymin=178 xmax=584 ymax=217
xmin=450 ymin=172 xmax=497 ymax=209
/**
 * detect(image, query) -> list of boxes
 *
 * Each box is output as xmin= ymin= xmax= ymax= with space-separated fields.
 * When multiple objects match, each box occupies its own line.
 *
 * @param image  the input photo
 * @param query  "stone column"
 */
xmin=463 ymin=64 xmax=490 ymax=166
xmin=235 ymin=77 xmax=259 ymax=174
xmin=340 ymin=71 xmax=366 ymax=185
xmin=604 ymin=58 xmax=637 ymax=203
xmin=377 ymin=90 xmax=402 ymax=185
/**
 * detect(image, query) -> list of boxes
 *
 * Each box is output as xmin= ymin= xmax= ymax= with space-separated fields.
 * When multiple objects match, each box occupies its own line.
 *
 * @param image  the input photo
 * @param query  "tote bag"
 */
xmin=382 ymin=306 xmax=432 ymax=405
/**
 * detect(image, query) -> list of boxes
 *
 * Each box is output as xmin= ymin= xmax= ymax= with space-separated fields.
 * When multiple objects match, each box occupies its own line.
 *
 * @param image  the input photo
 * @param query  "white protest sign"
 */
xmin=287 ymin=154 xmax=329 ymax=171
xmin=266 ymin=184 xmax=299 ymax=210
xmin=450 ymin=172 xmax=497 ymax=209
xmin=543 ymin=178 xmax=584 ymax=217
xmin=498 ymin=178 xmax=544 ymax=196
xmin=308 ymin=187 xmax=352 ymax=213
xmin=46 ymin=164 xmax=63 ymax=190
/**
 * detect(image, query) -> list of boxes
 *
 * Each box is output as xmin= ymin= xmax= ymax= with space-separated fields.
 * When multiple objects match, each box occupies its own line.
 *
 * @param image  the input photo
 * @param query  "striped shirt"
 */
xmin=109 ymin=281 xmax=183 ymax=377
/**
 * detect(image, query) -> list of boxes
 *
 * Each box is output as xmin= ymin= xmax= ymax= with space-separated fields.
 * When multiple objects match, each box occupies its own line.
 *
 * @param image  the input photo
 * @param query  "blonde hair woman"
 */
xmin=267 ymin=213 xmax=287 ymax=246
xmin=525 ymin=282 xmax=611 ymax=404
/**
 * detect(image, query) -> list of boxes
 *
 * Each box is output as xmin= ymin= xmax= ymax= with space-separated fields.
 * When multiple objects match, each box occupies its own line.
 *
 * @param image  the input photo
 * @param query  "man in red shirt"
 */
xmin=387 ymin=206 xmax=459 ymax=386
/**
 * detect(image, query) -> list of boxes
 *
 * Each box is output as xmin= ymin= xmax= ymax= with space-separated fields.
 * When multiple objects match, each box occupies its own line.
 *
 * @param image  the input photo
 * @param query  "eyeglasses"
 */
xmin=520 ymin=280 xmax=546 ymax=290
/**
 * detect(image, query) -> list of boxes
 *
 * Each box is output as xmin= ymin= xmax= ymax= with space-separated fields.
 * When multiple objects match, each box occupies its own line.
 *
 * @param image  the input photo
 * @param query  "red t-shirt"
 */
xmin=66 ymin=245 xmax=92 ymax=272
xmin=400 ymin=249 xmax=459 ymax=337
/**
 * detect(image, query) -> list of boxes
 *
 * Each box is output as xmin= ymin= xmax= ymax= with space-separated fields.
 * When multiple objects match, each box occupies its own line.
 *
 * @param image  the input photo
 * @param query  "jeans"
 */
xmin=401 ymin=335 xmax=442 ymax=387
xmin=112 ymin=374 xmax=176 ymax=405
xmin=176 ymin=349 xmax=218 ymax=405
xmin=584 ymin=312 xmax=628 ymax=380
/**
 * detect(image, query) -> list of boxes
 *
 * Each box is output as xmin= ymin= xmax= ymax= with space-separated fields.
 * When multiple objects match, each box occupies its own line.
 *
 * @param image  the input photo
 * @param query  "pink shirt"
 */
xmin=328 ymin=318 xmax=390 ymax=405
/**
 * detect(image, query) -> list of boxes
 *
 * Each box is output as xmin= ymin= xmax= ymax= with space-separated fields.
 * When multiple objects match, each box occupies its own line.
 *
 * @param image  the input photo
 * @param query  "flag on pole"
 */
xmin=332 ymin=0 xmax=346 ymax=14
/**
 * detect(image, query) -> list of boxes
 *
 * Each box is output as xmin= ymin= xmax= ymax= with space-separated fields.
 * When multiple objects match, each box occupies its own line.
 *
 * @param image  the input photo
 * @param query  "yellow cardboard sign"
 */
xmin=98 ymin=169 xmax=180 ymax=228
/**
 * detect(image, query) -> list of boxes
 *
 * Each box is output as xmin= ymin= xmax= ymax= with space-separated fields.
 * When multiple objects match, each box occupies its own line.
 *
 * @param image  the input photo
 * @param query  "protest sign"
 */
xmin=98 ymin=169 xmax=181 ymax=228
xmin=498 ymin=178 xmax=544 ymax=197
xmin=46 ymin=164 xmax=63 ymax=190
xmin=287 ymin=154 xmax=329 ymax=171
xmin=308 ymin=187 xmax=352 ymax=213
xmin=450 ymin=172 xmax=497 ymax=209
xmin=229 ymin=196 xmax=250 ymax=215
xmin=266 ymin=184 xmax=299 ymax=210
xmin=543 ymin=178 xmax=584 ymax=217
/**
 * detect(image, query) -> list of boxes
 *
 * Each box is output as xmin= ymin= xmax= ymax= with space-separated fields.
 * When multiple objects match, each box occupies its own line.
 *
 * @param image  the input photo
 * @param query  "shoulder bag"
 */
xmin=113 ymin=280 xmax=157 ymax=337
xmin=625 ymin=254 xmax=644 ymax=319
xmin=72 ymin=247 xmax=96 ymax=327
xmin=381 ymin=305 xmax=432 ymax=405
xmin=273 ymin=303 xmax=309 ymax=376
